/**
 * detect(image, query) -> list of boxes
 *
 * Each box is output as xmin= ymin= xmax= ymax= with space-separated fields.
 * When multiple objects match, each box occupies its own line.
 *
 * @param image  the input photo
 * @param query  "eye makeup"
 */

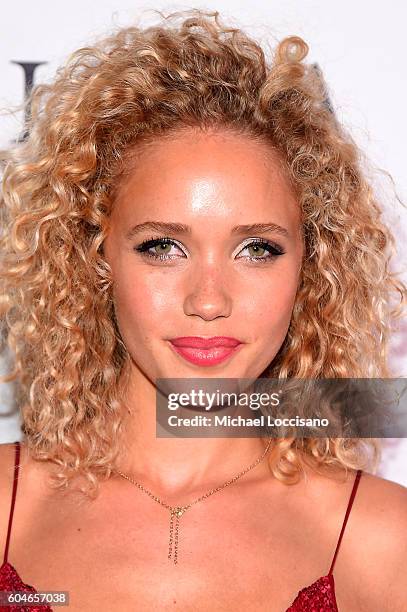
xmin=134 ymin=235 xmax=286 ymax=263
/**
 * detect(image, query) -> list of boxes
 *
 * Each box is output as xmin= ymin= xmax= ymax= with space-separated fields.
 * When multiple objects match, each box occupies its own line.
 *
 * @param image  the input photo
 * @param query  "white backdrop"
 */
xmin=0 ymin=1 xmax=406 ymax=485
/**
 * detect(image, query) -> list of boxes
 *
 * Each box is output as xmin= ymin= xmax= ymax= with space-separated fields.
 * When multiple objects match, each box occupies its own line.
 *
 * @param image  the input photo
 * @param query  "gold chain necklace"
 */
xmin=114 ymin=437 xmax=273 ymax=565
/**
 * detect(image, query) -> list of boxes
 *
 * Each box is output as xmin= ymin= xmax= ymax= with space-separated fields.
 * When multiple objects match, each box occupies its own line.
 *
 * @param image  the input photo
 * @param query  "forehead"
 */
xmin=113 ymin=129 xmax=300 ymax=228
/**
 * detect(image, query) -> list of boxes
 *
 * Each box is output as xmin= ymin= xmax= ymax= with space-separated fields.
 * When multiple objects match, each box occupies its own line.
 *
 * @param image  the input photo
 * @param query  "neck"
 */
xmin=114 ymin=363 xmax=273 ymax=499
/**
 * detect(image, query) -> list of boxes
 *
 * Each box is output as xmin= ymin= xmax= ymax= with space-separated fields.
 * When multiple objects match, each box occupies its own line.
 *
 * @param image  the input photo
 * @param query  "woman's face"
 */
xmin=103 ymin=129 xmax=304 ymax=383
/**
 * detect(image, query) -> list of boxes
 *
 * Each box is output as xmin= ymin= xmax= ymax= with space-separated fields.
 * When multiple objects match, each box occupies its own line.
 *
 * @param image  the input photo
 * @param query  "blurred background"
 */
xmin=0 ymin=1 xmax=406 ymax=484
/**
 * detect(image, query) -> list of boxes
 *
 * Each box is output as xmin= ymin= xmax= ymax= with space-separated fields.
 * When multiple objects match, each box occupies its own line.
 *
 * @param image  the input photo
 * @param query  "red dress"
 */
xmin=0 ymin=440 xmax=362 ymax=611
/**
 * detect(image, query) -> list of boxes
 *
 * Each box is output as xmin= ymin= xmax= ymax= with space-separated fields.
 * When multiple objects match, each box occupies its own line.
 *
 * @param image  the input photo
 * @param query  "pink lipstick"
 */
xmin=168 ymin=336 xmax=243 ymax=367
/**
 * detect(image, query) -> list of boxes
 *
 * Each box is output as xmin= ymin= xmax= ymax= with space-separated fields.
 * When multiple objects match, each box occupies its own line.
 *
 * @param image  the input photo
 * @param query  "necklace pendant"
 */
xmin=168 ymin=506 xmax=186 ymax=564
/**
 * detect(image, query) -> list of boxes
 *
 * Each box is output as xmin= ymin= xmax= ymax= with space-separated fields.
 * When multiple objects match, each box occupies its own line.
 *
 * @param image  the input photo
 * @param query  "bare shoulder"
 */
xmin=0 ymin=441 xmax=49 ymax=550
xmin=296 ymin=462 xmax=406 ymax=611
xmin=359 ymin=468 xmax=407 ymax=509
xmin=357 ymin=470 xmax=407 ymax=543
xmin=345 ymin=470 xmax=407 ymax=612
xmin=0 ymin=442 xmax=20 ymax=560
xmin=357 ymin=470 xmax=407 ymax=547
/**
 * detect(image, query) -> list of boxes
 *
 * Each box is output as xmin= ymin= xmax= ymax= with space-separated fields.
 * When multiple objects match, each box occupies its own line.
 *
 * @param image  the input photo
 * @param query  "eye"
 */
xmin=236 ymin=239 xmax=285 ymax=263
xmin=134 ymin=236 xmax=286 ymax=263
xmin=134 ymin=236 xmax=186 ymax=260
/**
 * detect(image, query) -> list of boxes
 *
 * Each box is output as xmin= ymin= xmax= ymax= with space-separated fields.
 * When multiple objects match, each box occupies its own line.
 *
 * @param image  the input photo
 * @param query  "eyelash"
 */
xmin=134 ymin=235 xmax=285 ymax=263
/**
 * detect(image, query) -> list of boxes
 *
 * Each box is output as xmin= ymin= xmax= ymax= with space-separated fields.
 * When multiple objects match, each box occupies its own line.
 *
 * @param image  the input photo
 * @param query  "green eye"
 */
xmin=135 ymin=236 xmax=285 ymax=263
xmin=237 ymin=239 xmax=285 ymax=262
xmin=154 ymin=242 xmax=172 ymax=254
xmin=247 ymin=244 xmax=267 ymax=257
xmin=135 ymin=237 xmax=185 ymax=260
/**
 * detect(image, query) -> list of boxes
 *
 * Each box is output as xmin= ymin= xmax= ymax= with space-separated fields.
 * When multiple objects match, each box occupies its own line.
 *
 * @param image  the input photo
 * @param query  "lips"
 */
xmin=169 ymin=336 xmax=242 ymax=349
xmin=168 ymin=336 xmax=244 ymax=367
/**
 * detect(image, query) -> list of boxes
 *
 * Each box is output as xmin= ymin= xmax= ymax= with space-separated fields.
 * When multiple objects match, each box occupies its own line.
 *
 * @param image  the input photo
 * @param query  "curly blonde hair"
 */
xmin=0 ymin=9 xmax=405 ymax=498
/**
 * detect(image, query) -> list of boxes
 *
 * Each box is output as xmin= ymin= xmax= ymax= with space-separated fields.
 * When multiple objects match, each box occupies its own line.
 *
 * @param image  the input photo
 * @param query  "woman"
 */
xmin=0 ymin=8 xmax=406 ymax=612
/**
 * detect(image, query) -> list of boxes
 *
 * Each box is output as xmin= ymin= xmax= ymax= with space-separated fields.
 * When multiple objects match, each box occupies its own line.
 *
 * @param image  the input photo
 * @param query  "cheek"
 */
xmin=112 ymin=271 xmax=176 ymax=340
xmin=244 ymin=272 xmax=298 ymax=339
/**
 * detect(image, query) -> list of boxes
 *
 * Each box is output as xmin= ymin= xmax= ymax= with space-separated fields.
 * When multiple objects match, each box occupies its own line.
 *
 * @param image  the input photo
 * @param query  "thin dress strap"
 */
xmin=328 ymin=468 xmax=362 ymax=575
xmin=3 ymin=440 xmax=21 ymax=565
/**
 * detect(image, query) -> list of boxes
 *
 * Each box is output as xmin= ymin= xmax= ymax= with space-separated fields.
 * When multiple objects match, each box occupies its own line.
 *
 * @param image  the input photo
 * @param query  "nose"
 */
xmin=183 ymin=262 xmax=233 ymax=321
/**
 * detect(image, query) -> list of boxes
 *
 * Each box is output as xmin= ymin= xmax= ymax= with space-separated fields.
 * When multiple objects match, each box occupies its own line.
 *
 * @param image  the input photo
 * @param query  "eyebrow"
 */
xmin=125 ymin=221 xmax=290 ymax=240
